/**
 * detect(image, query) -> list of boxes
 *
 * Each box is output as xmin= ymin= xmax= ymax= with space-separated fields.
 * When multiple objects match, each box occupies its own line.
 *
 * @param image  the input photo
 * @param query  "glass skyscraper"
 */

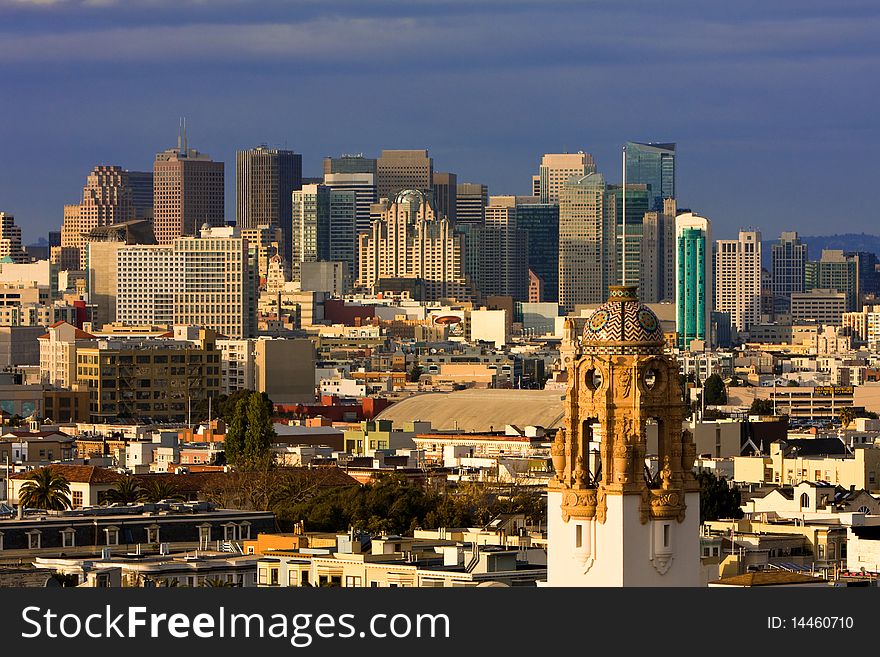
xmin=515 ymin=201 xmax=559 ymax=302
xmin=625 ymin=142 xmax=675 ymax=211
xmin=675 ymin=213 xmax=711 ymax=349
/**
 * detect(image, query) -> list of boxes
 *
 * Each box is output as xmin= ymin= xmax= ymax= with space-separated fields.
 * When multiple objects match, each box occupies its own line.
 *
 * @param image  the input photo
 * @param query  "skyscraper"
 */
xmin=0 ymin=213 xmax=28 ymax=263
xmin=536 ymin=152 xmax=596 ymax=203
xmin=675 ymin=212 xmax=712 ymax=349
xmin=235 ymin=146 xmax=302 ymax=264
xmin=432 ymin=172 xmax=457 ymax=222
xmin=558 ymin=173 xmax=615 ymax=311
xmin=805 ymin=250 xmax=859 ymax=312
xmin=467 ymin=197 xmax=529 ymax=300
xmin=714 ymin=230 xmax=762 ymax=334
xmin=61 ymin=165 xmax=135 ymax=267
xmin=290 ymin=184 xmax=331 ymax=282
xmin=455 ymin=183 xmax=488 ymax=224
xmin=323 ymin=171 xmax=377 ymax=238
xmin=153 ymin=124 xmax=225 ymax=245
xmin=358 ymin=189 xmax=473 ymax=302
xmin=323 ymin=153 xmax=377 ymax=176
xmin=376 ymin=150 xmax=433 ymax=200
xmin=515 ymin=199 xmax=559 ymax=303
xmin=127 ymin=171 xmax=154 ymax=220
xmin=771 ymin=231 xmax=807 ymax=315
xmin=608 ymin=183 xmax=651 ymax=289
xmin=639 ymin=198 xmax=677 ymax=303
xmin=624 ymin=142 xmax=675 ymax=210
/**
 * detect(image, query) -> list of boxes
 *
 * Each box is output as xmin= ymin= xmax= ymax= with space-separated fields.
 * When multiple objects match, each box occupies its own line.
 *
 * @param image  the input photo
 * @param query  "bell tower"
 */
xmin=547 ymin=285 xmax=701 ymax=586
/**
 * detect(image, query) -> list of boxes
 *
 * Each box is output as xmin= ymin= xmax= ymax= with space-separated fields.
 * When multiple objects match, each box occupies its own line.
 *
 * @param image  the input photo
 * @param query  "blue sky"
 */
xmin=1 ymin=0 xmax=878 ymax=242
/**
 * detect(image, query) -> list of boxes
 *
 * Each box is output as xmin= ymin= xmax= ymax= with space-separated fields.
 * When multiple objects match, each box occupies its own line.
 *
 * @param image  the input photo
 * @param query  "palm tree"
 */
xmin=203 ymin=577 xmax=236 ymax=587
xmin=840 ymin=407 xmax=856 ymax=429
xmin=103 ymin=476 xmax=142 ymax=505
xmin=18 ymin=468 xmax=71 ymax=511
xmin=138 ymin=479 xmax=186 ymax=503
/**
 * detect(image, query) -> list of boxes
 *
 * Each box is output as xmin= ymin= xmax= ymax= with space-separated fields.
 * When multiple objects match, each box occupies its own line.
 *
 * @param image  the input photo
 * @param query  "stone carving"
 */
xmin=550 ymin=429 xmax=566 ymax=483
xmin=560 ymin=489 xmax=599 ymax=522
xmin=620 ymin=366 xmax=632 ymax=398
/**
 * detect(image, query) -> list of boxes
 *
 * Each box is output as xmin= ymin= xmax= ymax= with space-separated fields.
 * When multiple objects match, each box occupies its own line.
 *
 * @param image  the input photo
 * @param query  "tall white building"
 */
xmin=114 ymin=226 xmax=256 ymax=338
xmin=714 ymin=230 xmax=762 ymax=334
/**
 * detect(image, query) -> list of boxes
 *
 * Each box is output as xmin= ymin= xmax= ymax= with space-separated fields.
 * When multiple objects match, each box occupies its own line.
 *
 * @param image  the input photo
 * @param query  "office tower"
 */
xmin=323 ymin=153 xmax=377 ymax=176
xmin=624 ymin=141 xmax=675 ymax=210
xmin=805 ymin=250 xmax=859 ymax=312
xmin=376 ymin=149 xmax=433 ymax=200
xmin=675 ymin=212 xmax=712 ymax=349
xmin=639 ymin=198 xmax=677 ymax=303
xmin=235 ymin=146 xmax=302 ymax=265
xmin=608 ymin=183 xmax=651 ymax=288
xmin=558 ymin=172 xmax=615 ymax=312
xmin=127 ymin=171 xmax=154 ymax=220
xmin=153 ymin=124 xmax=225 ymax=245
xmin=49 ymin=232 xmax=61 ymax=248
xmin=466 ymin=197 xmax=529 ymax=300
xmin=358 ymin=189 xmax=473 ymax=302
xmin=455 ymin=183 xmax=488 ymax=224
xmin=0 ymin=213 xmax=28 ymax=263
xmin=432 ymin=172 xmax=457 ymax=222
xmin=531 ymin=175 xmax=540 ymax=197
xmin=846 ymin=251 xmax=880 ymax=302
xmin=240 ymin=224 xmax=284 ymax=282
xmin=290 ymin=184 xmax=330 ymax=282
xmin=114 ymin=226 xmax=256 ymax=338
xmin=328 ymin=189 xmax=358 ymax=281
xmin=771 ymin=231 xmax=807 ymax=314
xmin=61 ymin=166 xmax=135 ymax=262
xmin=515 ymin=199 xmax=559 ymax=302
xmin=323 ymin=171 xmax=377 ymax=237
xmin=714 ymin=230 xmax=762 ymax=334
xmin=536 ymin=152 xmax=596 ymax=203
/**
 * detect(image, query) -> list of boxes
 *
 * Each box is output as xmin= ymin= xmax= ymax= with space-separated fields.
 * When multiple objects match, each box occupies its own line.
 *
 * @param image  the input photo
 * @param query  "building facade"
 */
xmin=771 ymin=231 xmax=807 ymax=314
xmin=714 ymin=230 xmax=762 ymax=334
xmin=537 ymin=152 xmax=596 ymax=204
xmin=675 ymin=212 xmax=711 ymax=349
xmin=624 ymin=141 xmax=676 ymax=210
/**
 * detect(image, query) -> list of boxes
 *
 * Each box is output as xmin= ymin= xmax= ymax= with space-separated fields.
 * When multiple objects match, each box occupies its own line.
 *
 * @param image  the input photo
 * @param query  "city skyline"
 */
xmin=2 ymin=1 xmax=879 ymax=242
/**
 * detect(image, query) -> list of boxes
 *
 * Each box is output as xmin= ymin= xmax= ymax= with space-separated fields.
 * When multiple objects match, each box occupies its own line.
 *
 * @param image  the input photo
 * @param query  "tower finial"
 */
xmin=183 ymin=116 xmax=188 ymax=154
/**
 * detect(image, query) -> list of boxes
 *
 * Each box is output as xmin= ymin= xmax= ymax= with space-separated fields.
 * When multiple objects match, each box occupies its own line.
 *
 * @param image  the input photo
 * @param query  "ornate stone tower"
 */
xmin=547 ymin=285 xmax=701 ymax=586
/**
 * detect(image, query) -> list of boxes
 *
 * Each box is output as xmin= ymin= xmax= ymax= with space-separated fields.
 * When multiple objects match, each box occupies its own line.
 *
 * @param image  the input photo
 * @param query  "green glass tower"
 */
xmin=675 ymin=213 xmax=711 ymax=349
xmin=625 ymin=141 xmax=676 ymax=211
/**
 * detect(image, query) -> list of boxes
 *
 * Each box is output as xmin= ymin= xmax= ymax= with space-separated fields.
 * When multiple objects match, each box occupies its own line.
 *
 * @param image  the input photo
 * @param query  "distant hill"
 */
xmin=761 ymin=233 xmax=880 ymax=268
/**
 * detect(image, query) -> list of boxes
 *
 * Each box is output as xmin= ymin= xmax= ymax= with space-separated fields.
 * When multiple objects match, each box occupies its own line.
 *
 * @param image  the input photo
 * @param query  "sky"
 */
xmin=1 ymin=0 xmax=879 ymax=243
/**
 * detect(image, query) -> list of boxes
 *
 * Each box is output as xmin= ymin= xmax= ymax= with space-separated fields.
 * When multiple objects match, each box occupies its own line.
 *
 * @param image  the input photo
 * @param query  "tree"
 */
xmin=242 ymin=391 xmax=276 ymax=466
xmin=839 ymin=407 xmax=856 ymax=429
xmin=409 ymin=364 xmax=424 ymax=383
xmin=19 ymin=468 xmax=71 ymax=510
xmin=749 ymin=398 xmax=775 ymax=415
xmin=223 ymin=396 xmax=249 ymax=466
xmin=703 ymin=374 xmax=727 ymax=405
xmin=786 ymin=380 xmax=800 ymax=387
xmin=697 ymin=471 xmax=743 ymax=523
xmin=103 ymin=476 xmax=142 ymax=505
xmin=138 ymin=479 xmax=185 ymax=503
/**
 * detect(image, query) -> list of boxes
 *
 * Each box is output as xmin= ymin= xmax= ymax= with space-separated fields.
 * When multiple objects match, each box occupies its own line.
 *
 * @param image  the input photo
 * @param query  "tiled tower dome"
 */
xmin=581 ymin=285 xmax=665 ymax=354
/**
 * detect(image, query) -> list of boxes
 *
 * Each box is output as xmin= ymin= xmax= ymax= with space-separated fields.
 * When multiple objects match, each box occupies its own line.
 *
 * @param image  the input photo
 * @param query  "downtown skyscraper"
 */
xmin=714 ymin=230 xmax=762 ymax=334
xmin=624 ymin=141 xmax=675 ymax=211
xmin=771 ymin=231 xmax=807 ymax=314
xmin=235 ymin=146 xmax=302 ymax=264
xmin=675 ymin=212 xmax=712 ymax=349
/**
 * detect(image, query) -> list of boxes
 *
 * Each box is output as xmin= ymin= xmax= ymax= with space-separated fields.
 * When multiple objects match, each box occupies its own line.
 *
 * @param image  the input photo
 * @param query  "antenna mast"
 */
xmin=622 ymin=145 xmax=627 ymax=286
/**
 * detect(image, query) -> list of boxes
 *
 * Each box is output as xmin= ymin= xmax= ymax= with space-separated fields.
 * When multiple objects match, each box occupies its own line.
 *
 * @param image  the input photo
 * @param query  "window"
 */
xmin=270 ymin=568 xmax=279 ymax=586
xmin=799 ymin=493 xmax=810 ymax=509
xmin=575 ymin=524 xmax=583 ymax=549
xmin=199 ymin=526 xmax=211 ymax=549
xmin=345 ymin=576 xmax=362 ymax=587
xmin=105 ymin=528 xmax=119 ymax=546
xmin=239 ymin=522 xmax=251 ymax=540
xmin=72 ymin=491 xmax=83 ymax=508
xmin=61 ymin=528 xmax=75 ymax=548
xmin=27 ymin=531 xmax=40 ymax=549
xmin=258 ymin=568 xmax=267 ymax=585
xmin=0 ymin=531 xmax=4 ymax=551
xmin=663 ymin=524 xmax=670 ymax=548
xmin=146 ymin=527 xmax=160 ymax=544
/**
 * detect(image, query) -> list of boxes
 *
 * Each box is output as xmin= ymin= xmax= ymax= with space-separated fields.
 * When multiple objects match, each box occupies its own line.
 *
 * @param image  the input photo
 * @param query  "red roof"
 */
xmin=37 ymin=321 xmax=96 ymax=341
xmin=10 ymin=465 xmax=123 ymax=484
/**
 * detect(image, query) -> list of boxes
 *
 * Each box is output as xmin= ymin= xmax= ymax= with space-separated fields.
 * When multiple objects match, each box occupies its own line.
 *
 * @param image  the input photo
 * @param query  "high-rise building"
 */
xmin=608 ymin=183 xmax=651 ymax=290
xmin=127 ymin=171 xmax=154 ymax=220
xmin=432 ymin=172 xmax=457 ymax=222
xmin=328 ymin=190 xmax=358 ymax=281
xmin=323 ymin=153 xmax=377 ymax=176
xmin=771 ymin=231 xmax=807 ymax=315
xmin=714 ymin=230 xmax=762 ymax=334
xmin=466 ymin=197 xmax=529 ymax=301
xmin=235 ymin=146 xmax=302 ymax=265
xmin=290 ymin=184 xmax=330 ymax=282
xmin=514 ymin=198 xmax=559 ymax=303
xmin=455 ymin=183 xmax=488 ymax=224
xmin=624 ymin=142 xmax=675 ymax=210
xmin=639 ymin=198 xmax=677 ymax=303
xmin=536 ymin=152 xmax=596 ymax=204
xmin=558 ymin=173 xmax=615 ymax=312
xmin=0 ymin=213 xmax=28 ymax=263
xmin=323 ymin=171 xmax=377 ymax=237
xmin=376 ymin=150 xmax=433 ymax=200
xmin=358 ymin=189 xmax=473 ymax=302
xmin=846 ymin=251 xmax=880 ymax=303
xmin=675 ymin=212 xmax=711 ymax=349
xmin=114 ymin=226 xmax=256 ymax=338
xmin=153 ymin=124 xmax=225 ymax=245
xmin=61 ymin=165 xmax=135 ymax=265
xmin=805 ymin=250 xmax=859 ymax=312
xmin=240 ymin=224 xmax=285 ymax=282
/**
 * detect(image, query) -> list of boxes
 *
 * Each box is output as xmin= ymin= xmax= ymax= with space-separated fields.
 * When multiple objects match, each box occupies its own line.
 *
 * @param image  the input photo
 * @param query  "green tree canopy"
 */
xmin=749 ymin=398 xmax=775 ymax=415
xmin=697 ymin=470 xmax=744 ymax=523
xmin=103 ymin=476 xmax=142 ymax=505
xmin=19 ymin=468 xmax=71 ymax=510
xmin=703 ymin=374 xmax=728 ymax=405
xmin=138 ymin=479 xmax=185 ymax=503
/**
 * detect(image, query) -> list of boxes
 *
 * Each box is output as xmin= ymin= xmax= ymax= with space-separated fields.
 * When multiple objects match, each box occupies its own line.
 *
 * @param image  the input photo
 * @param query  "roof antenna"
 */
xmin=177 ymin=118 xmax=183 ymax=152
xmin=183 ymin=117 xmax=188 ymax=154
